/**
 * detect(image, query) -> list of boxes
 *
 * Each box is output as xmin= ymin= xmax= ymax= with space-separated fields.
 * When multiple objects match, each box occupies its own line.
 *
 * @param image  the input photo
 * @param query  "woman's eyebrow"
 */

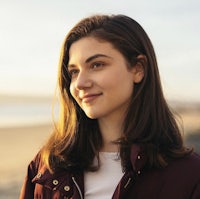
xmin=85 ymin=54 xmax=112 ymax=63
xmin=67 ymin=54 xmax=112 ymax=69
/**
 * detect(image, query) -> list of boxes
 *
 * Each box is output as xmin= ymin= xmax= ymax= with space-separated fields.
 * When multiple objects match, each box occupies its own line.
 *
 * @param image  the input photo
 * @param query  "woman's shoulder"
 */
xmin=166 ymin=152 xmax=200 ymax=179
xmin=189 ymin=152 xmax=200 ymax=163
xmin=178 ymin=152 xmax=200 ymax=168
xmin=28 ymin=151 xmax=71 ymax=180
xmin=26 ymin=151 xmax=43 ymax=178
xmin=170 ymin=152 xmax=200 ymax=167
xmin=30 ymin=152 xmax=76 ymax=193
xmin=20 ymin=152 xmax=80 ymax=198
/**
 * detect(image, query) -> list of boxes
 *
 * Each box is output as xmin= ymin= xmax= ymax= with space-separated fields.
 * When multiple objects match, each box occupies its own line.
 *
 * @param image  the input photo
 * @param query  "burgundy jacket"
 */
xmin=19 ymin=145 xmax=200 ymax=199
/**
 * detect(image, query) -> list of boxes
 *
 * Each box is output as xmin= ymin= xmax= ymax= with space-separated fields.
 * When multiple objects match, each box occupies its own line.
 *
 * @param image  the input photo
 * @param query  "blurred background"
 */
xmin=0 ymin=0 xmax=200 ymax=198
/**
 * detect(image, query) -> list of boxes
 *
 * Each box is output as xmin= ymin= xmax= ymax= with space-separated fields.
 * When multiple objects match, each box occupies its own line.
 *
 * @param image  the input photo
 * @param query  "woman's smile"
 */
xmin=80 ymin=93 xmax=103 ymax=103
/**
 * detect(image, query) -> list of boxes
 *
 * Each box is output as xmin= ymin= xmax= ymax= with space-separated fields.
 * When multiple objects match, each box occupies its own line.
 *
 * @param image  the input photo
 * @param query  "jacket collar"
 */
xmin=32 ymin=144 xmax=147 ymax=193
xmin=130 ymin=144 xmax=147 ymax=174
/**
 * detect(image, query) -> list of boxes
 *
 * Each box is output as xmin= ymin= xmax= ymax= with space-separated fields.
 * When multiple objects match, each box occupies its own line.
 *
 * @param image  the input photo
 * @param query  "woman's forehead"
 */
xmin=68 ymin=37 xmax=117 ymax=64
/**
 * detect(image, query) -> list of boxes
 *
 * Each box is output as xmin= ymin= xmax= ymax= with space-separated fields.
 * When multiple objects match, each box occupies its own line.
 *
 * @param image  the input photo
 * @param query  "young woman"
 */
xmin=20 ymin=14 xmax=200 ymax=199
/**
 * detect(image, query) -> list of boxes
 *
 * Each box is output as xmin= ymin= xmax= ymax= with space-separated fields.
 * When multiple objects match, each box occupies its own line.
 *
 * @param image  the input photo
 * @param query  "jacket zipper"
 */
xmin=72 ymin=176 xmax=83 ymax=199
xmin=124 ymin=177 xmax=132 ymax=188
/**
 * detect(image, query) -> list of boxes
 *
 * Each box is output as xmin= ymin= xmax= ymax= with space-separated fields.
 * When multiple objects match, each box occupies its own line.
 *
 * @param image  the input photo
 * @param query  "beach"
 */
xmin=0 ymin=99 xmax=199 ymax=198
xmin=0 ymin=123 xmax=52 ymax=199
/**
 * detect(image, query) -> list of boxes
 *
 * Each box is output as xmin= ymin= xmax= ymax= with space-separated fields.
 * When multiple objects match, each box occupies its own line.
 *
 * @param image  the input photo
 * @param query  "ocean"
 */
xmin=0 ymin=99 xmax=55 ymax=128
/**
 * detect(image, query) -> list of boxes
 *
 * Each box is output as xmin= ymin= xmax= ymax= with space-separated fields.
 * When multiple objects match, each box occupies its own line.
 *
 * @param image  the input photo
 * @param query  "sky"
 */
xmin=0 ymin=0 xmax=200 ymax=102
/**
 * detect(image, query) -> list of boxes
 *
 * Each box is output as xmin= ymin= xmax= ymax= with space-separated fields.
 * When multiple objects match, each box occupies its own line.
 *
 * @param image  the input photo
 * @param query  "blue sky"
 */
xmin=0 ymin=0 xmax=200 ymax=102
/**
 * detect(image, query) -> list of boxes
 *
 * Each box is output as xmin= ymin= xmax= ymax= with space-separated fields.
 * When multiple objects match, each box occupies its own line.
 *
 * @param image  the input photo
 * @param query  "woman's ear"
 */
xmin=132 ymin=54 xmax=146 ymax=83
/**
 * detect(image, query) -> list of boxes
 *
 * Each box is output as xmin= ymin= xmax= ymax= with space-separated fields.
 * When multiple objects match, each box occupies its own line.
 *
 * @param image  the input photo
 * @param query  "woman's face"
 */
xmin=68 ymin=36 xmax=143 ymax=120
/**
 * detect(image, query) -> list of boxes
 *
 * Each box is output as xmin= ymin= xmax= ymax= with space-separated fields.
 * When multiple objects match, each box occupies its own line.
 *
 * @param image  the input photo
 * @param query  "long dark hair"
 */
xmin=41 ymin=14 xmax=191 ymax=173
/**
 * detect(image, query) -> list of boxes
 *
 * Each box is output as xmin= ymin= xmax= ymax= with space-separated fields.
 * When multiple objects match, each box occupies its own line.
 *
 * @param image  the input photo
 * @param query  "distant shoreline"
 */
xmin=0 ymin=122 xmax=53 ymax=131
xmin=1 ymin=93 xmax=200 ymax=106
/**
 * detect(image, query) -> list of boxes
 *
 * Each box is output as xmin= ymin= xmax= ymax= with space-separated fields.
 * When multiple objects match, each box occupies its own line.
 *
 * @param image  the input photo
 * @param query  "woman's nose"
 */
xmin=75 ymin=71 xmax=92 ymax=90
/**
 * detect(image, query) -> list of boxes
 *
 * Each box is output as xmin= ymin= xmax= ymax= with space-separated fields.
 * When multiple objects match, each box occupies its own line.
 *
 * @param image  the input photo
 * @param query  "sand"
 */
xmin=0 ymin=109 xmax=199 ymax=198
xmin=0 ymin=123 xmax=53 ymax=198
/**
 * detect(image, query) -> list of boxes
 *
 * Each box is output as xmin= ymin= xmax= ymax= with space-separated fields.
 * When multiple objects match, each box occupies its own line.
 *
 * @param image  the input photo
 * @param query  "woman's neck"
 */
xmin=98 ymin=115 xmax=124 ymax=152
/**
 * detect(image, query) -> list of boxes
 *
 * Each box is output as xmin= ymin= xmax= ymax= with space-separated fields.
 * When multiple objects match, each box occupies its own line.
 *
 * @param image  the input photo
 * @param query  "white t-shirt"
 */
xmin=84 ymin=152 xmax=124 ymax=199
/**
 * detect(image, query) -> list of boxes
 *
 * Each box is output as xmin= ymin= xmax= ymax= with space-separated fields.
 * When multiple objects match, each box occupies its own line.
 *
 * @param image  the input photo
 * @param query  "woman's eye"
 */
xmin=91 ymin=62 xmax=104 ymax=69
xmin=68 ymin=69 xmax=79 ymax=77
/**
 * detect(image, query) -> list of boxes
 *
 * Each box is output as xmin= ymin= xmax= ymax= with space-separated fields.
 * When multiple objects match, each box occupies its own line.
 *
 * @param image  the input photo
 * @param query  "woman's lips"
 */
xmin=81 ymin=93 xmax=102 ymax=103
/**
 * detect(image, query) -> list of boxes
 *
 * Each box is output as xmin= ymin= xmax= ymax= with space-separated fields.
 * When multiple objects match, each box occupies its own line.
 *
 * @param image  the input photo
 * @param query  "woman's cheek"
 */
xmin=69 ymin=84 xmax=76 ymax=100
